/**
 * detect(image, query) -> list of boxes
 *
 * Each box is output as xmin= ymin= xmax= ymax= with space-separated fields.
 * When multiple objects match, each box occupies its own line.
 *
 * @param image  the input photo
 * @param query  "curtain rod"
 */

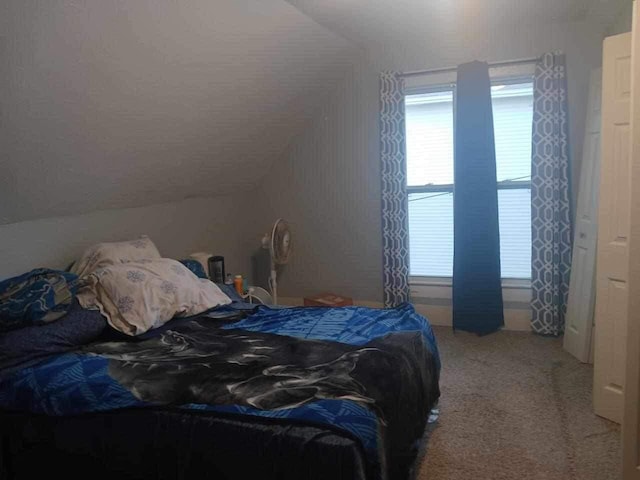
xmin=399 ymin=56 xmax=540 ymax=78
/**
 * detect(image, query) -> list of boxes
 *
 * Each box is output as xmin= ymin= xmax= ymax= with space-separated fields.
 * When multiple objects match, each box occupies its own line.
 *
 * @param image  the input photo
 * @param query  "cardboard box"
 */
xmin=303 ymin=292 xmax=353 ymax=307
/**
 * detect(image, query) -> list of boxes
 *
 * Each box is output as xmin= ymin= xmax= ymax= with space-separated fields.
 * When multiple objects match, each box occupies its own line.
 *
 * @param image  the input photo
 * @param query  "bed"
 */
xmin=0 ymin=238 xmax=440 ymax=480
xmin=0 ymin=303 xmax=440 ymax=480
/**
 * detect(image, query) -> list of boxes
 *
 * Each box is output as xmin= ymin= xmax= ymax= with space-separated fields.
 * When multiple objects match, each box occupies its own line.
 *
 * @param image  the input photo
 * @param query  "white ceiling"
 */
xmin=286 ymin=0 xmax=627 ymax=63
xmin=0 ymin=0 xmax=358 ymax=224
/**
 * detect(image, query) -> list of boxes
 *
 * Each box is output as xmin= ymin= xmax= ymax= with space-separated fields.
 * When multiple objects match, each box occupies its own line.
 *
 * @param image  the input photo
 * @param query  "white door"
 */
xmin=593 ymin=32 xmax=632 ymax=424
xmin=563 ymin=69 xmax=602 ymax=363
xmin=623 ymin=3 xmax=640 ymax=478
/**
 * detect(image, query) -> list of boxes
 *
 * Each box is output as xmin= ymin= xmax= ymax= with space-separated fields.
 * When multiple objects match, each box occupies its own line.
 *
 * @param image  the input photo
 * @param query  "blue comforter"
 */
xmin=0 ymin=303 xmax=440 ymax=477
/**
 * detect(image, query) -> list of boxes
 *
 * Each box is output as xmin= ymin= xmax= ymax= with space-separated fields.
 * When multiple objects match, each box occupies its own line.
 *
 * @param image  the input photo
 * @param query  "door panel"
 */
xmin=563 ymin=69 xmax=602 ymax=362
xmin=594 ymin=32 xmax=632 ymax=425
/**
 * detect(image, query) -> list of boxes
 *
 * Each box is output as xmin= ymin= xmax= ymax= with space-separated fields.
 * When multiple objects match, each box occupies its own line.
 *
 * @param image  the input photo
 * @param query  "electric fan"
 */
xmin=261 ymin=218 xmax=292 ymax=305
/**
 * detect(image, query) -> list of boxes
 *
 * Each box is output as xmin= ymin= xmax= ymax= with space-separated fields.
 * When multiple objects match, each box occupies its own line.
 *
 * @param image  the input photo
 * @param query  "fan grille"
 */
xmin=271 ymin=220 xmax=292 ymax=264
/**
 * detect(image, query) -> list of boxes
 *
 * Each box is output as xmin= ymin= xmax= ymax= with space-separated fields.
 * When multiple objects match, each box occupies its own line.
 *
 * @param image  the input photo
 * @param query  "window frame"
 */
xmin=405 ymin=75 xmax=534 ymax=283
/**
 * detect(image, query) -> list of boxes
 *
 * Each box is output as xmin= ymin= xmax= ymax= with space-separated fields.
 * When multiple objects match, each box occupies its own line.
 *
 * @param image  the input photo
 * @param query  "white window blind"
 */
xmin=493 ymin=84 xmax=533 ymax=182
xmin=406 ymin=91 xmax=454 ymax=186
xmin=498 ymin=189 xmax=531 ymax=277
xmin=408 ymin=191 xmax=454 ymax=276
xmin=406 ymin=82 xmax=533 ymax=279
xmin=493 ymin=84 xmax=533 ymax=278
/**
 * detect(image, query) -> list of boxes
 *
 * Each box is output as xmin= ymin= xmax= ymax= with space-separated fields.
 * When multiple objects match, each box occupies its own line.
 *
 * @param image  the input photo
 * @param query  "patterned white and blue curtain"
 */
xmin=531 ymin=52 xmax=573 ymax=336
xmin=380 ymin=72 xmax=410 ymax=307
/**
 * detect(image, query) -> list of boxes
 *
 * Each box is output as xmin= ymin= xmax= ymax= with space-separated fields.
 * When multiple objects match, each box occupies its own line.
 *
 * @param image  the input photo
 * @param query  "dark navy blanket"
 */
xmin=0 ymin=304 xmax=440 ymax=479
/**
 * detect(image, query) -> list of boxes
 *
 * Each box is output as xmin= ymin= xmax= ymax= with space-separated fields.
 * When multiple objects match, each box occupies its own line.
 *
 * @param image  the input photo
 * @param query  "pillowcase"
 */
xmin=77 ymin=258 xmax=231 ymax=336
xmin=0 ymin=299 xmax=107 ymax=374
xmin=70 ymin=236 xmax=161 ymax=278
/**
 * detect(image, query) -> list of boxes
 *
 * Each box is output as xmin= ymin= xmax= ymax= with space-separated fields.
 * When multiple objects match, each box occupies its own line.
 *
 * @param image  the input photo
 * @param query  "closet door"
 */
xmin=563 ymin=68 xmax=602 ymax=363
xmin=593 ymin=32 xmax=632 ymax=424
xmin=624 ymin=2 xmax=640 ymax=477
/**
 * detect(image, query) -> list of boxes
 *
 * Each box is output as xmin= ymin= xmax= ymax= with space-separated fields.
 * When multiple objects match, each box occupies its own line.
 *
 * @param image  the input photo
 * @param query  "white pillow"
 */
xmin=77 ymin=258 xmax=231 ymax=336
xmin=71 ymin=236 xmax=161 ymax=278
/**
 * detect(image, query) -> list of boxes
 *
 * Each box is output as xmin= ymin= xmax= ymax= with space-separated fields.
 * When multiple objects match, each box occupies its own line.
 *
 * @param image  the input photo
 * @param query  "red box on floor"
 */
xmin=303 ymin=292 xmax=353 ymax=307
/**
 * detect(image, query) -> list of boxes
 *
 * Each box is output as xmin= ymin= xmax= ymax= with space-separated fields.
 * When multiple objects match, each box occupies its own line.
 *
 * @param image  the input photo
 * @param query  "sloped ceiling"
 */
xmin=0 ymin=0 xmax=358 ymax=224
xmin=286 ymin=0 xmax=627 ymax=66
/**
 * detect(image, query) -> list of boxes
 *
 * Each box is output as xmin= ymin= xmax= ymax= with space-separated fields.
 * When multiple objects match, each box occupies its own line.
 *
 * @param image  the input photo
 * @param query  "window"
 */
xmin=406 ymin=82 xmax=533 ymax=279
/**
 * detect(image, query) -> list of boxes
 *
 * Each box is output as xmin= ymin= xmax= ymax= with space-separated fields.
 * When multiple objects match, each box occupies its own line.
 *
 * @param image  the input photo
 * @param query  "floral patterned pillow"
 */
xmin=77 ymin=258 xmax=231 ymax=336
xmin=70 ymin=236 xmax=161 ymax=278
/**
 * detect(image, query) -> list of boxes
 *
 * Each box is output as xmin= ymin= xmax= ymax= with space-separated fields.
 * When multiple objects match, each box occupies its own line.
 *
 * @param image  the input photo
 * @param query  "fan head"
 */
xmin=262 ymin=219 xmax=292 ymax=265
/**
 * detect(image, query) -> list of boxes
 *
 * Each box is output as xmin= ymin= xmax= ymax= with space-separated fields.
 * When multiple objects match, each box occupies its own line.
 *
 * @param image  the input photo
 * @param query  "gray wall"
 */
xmin=1 ymin=3 xmax=628 ymax=302
xmin=252 ymin=18 xmax=607 ymax=303
xmin=0 ymin=0 xmax=356 ymax=224
xmin=253 ymin=58 xmax=382 ymax=301
xmin=0 ymin=196 xmax=256 ymax=282
xmin=608 ymin=1 xmax=633 ymax=35
xmin=0 ymin=1 xmax=355 ymax=284
xmin=0 ymin=0 xmax=363 ymax=297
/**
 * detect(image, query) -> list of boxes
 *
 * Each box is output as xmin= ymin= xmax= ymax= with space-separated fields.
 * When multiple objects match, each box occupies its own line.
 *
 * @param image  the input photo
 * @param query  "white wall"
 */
xmin=0 ymin=196 xmax=256 ymax=282
xmin=253 ymin=17 xmax=607 ymax=308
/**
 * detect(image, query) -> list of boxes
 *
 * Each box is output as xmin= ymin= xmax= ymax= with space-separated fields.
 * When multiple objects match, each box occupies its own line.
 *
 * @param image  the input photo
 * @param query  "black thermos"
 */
xmin=209 ymin=256 xmax=225 ymax=283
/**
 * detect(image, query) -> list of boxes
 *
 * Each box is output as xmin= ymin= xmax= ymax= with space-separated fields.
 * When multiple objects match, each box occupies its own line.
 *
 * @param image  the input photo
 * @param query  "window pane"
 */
xmin=408 ymin=192 xmax=453 ymax=276
xmin=406 ymin=83 xmax=533 ymax=280
xmin=492 ymin=83 xmax=533 ymax=182
xmin=498 ymin=188 xmax=531 ymax=278
xmin=405 ymin=91 xmax=454 ymax=186
xmin=409 ymin=189 xmax=531 ymax=279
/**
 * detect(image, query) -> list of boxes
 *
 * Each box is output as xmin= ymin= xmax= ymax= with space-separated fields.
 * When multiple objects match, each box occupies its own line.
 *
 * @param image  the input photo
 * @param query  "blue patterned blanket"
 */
xmin=223 ymin=303 xmax=440 ymax=366
xmin=0 ymin=269 xmax=79 ymax=332
xmin=0 ymin=303 xmax=440 ymax=476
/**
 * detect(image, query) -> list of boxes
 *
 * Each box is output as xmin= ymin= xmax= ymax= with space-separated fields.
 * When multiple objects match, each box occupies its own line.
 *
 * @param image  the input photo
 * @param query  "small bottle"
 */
xmin=224 ymin=273 xmax=233 ymax=285
xmin=234 ymin=275 xmax=243 ymax=295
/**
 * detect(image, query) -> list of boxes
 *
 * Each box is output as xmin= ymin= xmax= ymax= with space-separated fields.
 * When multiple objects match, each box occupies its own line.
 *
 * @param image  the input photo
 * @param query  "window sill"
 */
xmin=409 ymin=276 xmax=531 ymax=290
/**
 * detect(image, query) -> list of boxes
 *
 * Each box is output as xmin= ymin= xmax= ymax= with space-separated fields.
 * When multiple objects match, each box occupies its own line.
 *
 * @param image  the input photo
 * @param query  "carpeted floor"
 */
xmin=415 ymin=327 xmax=621 ymax=480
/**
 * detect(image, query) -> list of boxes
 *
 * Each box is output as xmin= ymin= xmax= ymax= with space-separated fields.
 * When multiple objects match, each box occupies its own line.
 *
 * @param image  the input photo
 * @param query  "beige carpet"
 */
xmin=415 ymin=327 xmax=620 ymax=480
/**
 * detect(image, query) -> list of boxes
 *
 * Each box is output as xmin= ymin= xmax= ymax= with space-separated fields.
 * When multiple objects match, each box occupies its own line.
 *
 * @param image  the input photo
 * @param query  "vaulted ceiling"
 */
xmin=287 ymin=0 xmax=627 ymax=52
xmin=0 ymin=0 xmax=358 ymax=224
